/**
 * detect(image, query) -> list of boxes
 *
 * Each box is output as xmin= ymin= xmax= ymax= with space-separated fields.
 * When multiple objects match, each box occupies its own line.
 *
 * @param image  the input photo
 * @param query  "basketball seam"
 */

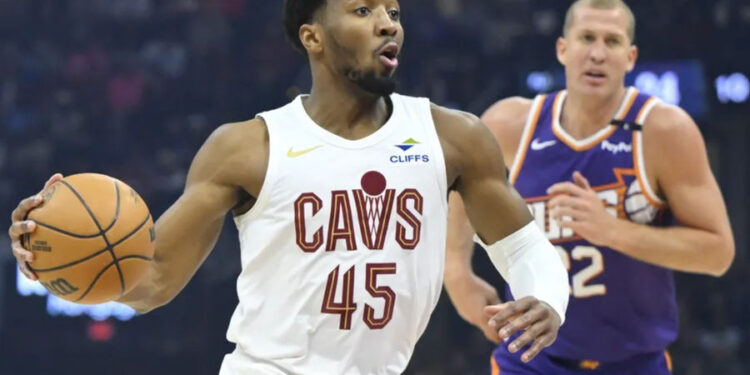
xmin=60 ymin=179 xmax=126 ymax=297
xmin=29 ymin=213 xmax=153 ymax=273
xmin=74 ymin=255 xmax=153 ymax=303
xmin=32 ymin=221 xmax=101 ymax=238
xmin=101 ymin=180 xmax=121 ymax=232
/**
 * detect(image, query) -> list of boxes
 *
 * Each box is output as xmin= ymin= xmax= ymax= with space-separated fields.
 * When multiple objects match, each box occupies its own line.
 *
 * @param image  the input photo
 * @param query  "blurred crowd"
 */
xmin=0 ymin=0 xmax=748 ymax=374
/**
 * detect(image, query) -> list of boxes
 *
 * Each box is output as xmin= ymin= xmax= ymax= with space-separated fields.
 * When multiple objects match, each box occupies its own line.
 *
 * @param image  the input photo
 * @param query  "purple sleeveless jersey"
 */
xmin=504 ymin=87 xmax=678 ymax=362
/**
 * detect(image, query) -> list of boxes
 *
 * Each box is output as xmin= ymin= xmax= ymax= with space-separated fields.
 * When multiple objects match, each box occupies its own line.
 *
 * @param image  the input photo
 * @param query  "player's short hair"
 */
xmin=283 ymin=0 xmax=328 ymax=55
xmin=563 ymin=0 xmax=636 ymax=43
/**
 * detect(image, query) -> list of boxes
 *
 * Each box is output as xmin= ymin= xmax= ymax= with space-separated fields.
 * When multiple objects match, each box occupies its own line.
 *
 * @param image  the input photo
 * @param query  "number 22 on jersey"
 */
xmin=557 ymin=246 xmax=607 ymax=298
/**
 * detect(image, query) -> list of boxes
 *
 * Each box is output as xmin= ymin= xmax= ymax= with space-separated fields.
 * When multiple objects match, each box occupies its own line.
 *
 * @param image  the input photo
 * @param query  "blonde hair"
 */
xmin=563 ymin=0 xmax=636 ymax=42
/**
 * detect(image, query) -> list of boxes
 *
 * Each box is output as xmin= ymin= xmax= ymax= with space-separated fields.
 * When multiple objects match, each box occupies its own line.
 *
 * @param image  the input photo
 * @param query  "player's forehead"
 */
xmin=569 ymin=6 xmax=629 ymax=38
xmin=329 ymin=0 xmax=401 ymax=10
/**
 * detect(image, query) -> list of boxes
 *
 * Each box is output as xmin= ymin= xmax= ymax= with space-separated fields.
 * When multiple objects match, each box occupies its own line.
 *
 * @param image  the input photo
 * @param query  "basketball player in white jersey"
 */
xmin=444 ymin=0 xmax=734 ymax=374
xmin=9 ymin=1 xmax=569 ymax=373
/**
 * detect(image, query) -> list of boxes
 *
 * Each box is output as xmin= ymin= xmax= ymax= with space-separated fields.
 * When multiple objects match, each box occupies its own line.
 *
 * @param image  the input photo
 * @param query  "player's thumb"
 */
xmin=572 ymin=171 xmax=591 ymax=189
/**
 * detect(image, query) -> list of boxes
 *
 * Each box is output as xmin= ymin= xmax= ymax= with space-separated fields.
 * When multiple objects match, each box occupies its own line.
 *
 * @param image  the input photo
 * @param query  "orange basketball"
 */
xmin=23 ymin=173 xmax=155 ymax=305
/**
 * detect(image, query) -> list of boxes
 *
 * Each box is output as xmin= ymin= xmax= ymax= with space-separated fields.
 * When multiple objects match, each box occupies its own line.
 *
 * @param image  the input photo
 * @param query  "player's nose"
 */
xmin=588 ymin=40 xmax=607 ymax=63
xmin=374 ymin=8 xmax=399 ymax=37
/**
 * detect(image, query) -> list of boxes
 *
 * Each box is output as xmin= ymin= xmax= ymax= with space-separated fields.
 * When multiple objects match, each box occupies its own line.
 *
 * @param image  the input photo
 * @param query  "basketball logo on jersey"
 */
xmin=527 ymin=169 xmax=659 ymax=242
xmin=294 ymin=171 xmax=423 ymax=252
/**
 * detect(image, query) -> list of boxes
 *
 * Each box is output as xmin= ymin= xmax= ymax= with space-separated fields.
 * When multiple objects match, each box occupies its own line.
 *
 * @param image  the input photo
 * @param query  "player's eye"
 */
xmin=388 ymin=9 xmax=400 ymax=21
xmin=355 ymin=7 xmax=371 ymax=16
xmin=606 ymin=38 xmax=620 ymax=46
xmin=582 ymin=34 xmax=595 ymax=42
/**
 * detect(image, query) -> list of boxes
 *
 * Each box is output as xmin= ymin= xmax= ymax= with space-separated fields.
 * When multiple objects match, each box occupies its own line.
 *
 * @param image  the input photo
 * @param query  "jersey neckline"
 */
xmin=291 ymin=94 xmax=402 ymax=149
xmin=552 ymin=87 xmax=639 ymax=151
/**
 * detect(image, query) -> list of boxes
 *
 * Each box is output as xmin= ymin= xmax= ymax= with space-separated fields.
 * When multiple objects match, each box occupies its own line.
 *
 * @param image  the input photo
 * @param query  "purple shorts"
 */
xmin=491 ymin=343 xmax=673 ymax=375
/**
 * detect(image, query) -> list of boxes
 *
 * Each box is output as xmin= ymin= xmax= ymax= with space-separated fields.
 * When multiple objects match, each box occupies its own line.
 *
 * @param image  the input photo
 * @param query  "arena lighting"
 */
xmin=16 ymin=267 xmax=136 ymax=321
xmin=527 ymin=71 xmax=555 ymax=93
xmin=634 ymin=71 xmax=681 ymax=106
xmin=715 ymin=73 xmax=749 ymax=104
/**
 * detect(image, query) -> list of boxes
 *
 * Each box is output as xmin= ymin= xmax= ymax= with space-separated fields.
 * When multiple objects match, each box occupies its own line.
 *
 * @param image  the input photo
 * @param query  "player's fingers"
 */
xmin=42 ymin=173 xmax=64 ymax=191
xmin=8 ymin=220 xmax=37 ymax=240
xmin=572 ymin=171 xmax=592 ymax=190
xmin=549 ymin=206 xmax=583 ymax=222
xmin=521 ymin=332 xmax=557 ymax=363
xmin=11 ymin=195 xmax=43 ymax=222
xmin=12 ymin=239 xmax=34 ymax=262
xmin=508 ymin=320 xmax=550 ymax=354
xmin=546 ymin=182 xmax=586 ymax=197
xmin=485 ymin=297 xmax=533 ymax=325
xmin=501 ymin=303 xmax=549 ymax=345
xmin=547 ymin=195 xmax=584 ymax=211
xmin=12 ymin=242 xmax=38 ymax=281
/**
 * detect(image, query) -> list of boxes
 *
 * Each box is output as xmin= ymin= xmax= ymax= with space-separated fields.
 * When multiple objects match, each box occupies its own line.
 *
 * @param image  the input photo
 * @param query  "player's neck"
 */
xmin=304 ymin=77 xmax=391 ymax=140
xmin=561 ymin=87 xmax=628 ymax=139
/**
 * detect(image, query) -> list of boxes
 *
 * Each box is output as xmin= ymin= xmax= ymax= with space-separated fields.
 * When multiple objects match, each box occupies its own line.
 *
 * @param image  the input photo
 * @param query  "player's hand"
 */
xmin=445 ymin=272 xmax=502 ymax=343
xmin=546 ymin=171 xmax=618 ymax=246
xmin=486 ymin=296 xmax=561 ymax=363
xmin=8 ymin=173 xmax=64 ymax=281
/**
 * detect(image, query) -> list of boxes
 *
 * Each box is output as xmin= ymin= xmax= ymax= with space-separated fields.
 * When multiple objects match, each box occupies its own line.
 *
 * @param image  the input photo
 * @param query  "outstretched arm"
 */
xmin=118 ymin=120 xmax=268 ymax=313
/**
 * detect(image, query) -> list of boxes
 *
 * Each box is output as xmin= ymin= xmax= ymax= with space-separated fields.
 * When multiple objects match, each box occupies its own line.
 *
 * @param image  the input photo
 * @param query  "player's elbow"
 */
xmin=708 ymin=237 xmax=735 ymax=277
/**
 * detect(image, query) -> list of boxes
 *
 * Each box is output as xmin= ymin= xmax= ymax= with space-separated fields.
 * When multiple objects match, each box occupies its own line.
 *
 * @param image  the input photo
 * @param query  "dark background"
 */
xmin=1 ymin=1 xmax=748 ymax=374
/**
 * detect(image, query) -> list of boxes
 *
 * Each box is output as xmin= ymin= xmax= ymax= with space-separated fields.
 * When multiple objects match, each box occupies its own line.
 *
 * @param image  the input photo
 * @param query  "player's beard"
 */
xmin=344 ymin=68 xmax=397 ymax=97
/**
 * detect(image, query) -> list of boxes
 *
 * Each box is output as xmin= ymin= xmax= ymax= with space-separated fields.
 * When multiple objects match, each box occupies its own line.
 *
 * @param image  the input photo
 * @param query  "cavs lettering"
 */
xmin=293 ymin=171 xmax=425 ymax=331
xmin=294 ymin=171 xmax=423 ymax=253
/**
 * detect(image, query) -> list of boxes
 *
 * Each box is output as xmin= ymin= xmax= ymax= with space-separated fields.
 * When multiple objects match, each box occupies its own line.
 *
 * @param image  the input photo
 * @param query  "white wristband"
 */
xmin=475 ymin=221 xmax=569 ymax=324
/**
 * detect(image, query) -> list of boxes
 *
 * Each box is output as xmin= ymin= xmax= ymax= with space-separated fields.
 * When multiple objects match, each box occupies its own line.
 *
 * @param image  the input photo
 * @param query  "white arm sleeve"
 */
xmin=475 ymin=221 xmax=569 ymax=324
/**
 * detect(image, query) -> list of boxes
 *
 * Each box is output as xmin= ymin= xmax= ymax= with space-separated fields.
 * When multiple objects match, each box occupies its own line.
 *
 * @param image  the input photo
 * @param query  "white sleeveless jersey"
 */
xmin=219 ymin=94 xmax=449 ymax=375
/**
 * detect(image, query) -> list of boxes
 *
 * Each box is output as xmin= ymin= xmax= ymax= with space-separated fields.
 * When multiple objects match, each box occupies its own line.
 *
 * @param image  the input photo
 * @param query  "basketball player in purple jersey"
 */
xmin=9 ymin=1 xmax=569 ymax=373
xmin=445 ymin=0 xmax=735 ymax=374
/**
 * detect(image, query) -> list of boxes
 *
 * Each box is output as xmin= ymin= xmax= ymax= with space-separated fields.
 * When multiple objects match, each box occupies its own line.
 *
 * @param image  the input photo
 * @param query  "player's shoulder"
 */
xmin=480 ymin=96 xmax=534 ymax=133
xmin=642 ymin=102 xmax=701 ymax=141
xmin=429 ymin=103 xmax=486 ymax=142
xmin=207 ymin=118 xmax=269 ymax=153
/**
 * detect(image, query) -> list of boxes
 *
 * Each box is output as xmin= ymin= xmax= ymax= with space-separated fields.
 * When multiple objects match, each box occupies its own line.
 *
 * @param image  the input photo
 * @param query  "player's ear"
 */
xmin=626 ymin=44 xmax=638 ymax=73
xmin=556 ymin=37 xmax=567 ymax=66
xmin=300 ymin=23 xmax=324 ymax=55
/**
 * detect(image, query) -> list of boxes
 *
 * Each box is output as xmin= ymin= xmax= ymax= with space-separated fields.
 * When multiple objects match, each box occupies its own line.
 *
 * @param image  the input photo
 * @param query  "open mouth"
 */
xmin=377 ymin=43 xmax=399 ymax=70
xmin=584 ymin=71 xmax=607 ymax=79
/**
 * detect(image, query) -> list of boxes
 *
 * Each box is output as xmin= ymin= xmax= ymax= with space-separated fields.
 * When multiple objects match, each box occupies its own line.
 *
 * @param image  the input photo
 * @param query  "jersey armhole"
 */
xmin=632 ymin=98 xmax=667 ymax=209
xmin=234 ymin=115 xmax=280 ymax=227
xmin=509 ymin=95 xmax=546 ymax=184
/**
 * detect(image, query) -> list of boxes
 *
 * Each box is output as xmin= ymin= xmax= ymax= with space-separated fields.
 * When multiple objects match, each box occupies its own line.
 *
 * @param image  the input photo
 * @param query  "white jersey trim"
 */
xmin=509 ymin=95 xmax=546 ymax=185
xmin=633 ymin=98 xmax=667 ymax=208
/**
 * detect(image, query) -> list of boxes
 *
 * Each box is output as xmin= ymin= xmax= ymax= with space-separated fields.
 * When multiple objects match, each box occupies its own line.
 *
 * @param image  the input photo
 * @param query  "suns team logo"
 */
xmin=294 ymin=171 xmax=423 ymax=252
xmin=527 ymin=169 xmax=661 ymax=243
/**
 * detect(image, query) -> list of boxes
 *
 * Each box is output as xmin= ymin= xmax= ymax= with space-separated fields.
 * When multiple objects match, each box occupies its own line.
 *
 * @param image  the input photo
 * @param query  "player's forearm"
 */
xmin=119 ymin=199 xmax=225 ymax=313
xmin=607 ymin=219 xmax=734 ymax=276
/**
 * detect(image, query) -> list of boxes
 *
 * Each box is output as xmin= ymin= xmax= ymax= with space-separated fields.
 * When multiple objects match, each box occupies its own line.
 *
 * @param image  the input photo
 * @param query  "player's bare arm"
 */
xmin=444 ymin=97 xmax=532 ymax=343
xmin=116 ymin=119 xmax=269 ymax=313
xmin=433 ymin=104 xmax=568 ymax=362
xmin=547 ymin=104 xmax=735 ymax=276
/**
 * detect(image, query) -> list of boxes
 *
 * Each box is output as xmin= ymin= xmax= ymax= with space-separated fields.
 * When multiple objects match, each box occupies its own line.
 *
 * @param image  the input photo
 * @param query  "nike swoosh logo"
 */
xmin=287 ymin=145 xmax=323 ymax=158
xmin=530 ymin=138 xmax=557 ymax=151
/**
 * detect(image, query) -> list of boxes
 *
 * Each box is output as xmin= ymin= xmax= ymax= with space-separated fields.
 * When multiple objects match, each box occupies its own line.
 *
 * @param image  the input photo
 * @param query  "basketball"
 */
xmin=23 ymin=173 xmax=155 ymax=305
